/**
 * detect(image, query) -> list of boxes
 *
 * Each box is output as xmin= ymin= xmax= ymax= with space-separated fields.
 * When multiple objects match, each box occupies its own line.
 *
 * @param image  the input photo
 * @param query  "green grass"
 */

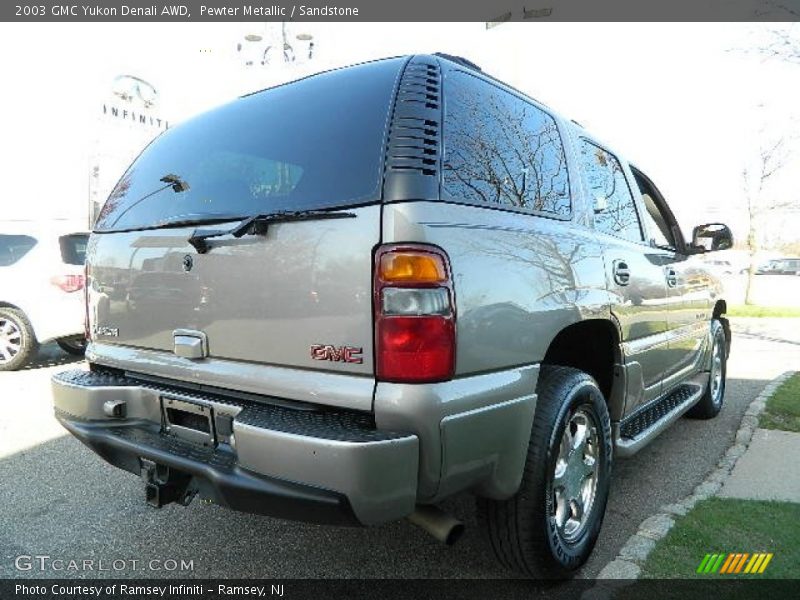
xmin=638 ymin=497 xmax=800 ymax=579
xmin=760 ymin=373 xmax=800 ymax=433
xmin=727 ymin=305 xmax=800 ymax=318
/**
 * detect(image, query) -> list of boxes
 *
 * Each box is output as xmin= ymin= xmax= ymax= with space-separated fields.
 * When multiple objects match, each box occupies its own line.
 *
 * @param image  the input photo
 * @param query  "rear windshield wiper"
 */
xmin=187 ymin=209 xmax=356 ymax=254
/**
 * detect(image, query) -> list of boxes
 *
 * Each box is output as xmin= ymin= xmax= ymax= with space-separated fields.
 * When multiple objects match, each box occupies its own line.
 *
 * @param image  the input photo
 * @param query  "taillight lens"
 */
xmin=375 ymin=245 xmax=456 ymax=383
xmin=83 ymin=264 xmax=91 ymax=341
xmin=51 ymin=274 xmax=85 ymax=293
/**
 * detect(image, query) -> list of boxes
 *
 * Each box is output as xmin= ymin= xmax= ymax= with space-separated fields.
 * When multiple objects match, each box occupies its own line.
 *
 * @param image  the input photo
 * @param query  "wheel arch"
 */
xmin=541 ymin=318 xmax=623 ymax=406
xmin=712 ymin=299 xmax=731 ymax=357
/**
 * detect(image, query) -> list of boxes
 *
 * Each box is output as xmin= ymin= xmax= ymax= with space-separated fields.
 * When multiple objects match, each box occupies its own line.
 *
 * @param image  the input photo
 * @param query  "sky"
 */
xmin=0 ymin=22 xmax=797 ymax=242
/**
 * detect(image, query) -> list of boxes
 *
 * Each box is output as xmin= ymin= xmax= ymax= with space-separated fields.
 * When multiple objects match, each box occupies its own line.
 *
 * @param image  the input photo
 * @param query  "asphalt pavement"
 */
xmin=1 ymin=318 xmax=799 ymax=580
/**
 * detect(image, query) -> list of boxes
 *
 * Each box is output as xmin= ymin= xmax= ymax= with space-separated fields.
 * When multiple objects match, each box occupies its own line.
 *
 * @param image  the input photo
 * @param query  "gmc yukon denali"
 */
xmin=53 ymin=54 xmax=732 ymax=577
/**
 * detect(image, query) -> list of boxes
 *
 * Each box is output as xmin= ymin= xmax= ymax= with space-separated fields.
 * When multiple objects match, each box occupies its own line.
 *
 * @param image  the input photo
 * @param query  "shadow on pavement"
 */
xmin=732 ymin=331 xmax=800 ymax=346
xmin=20 ymin=344 xmax=84 ymax=371
xmin=0 ymin=374 xmax=780 ymax=581
xmin=0 ymin=433 xmax=507 ymax=580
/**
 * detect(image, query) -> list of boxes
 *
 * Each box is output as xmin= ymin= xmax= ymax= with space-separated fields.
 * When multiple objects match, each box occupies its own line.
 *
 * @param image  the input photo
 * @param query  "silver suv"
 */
xmin=53 ymin=54 xmax=732 ymax=577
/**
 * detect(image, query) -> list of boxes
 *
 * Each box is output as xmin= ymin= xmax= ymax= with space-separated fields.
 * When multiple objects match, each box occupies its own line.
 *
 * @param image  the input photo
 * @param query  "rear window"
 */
xmin=95 ymin=59 xmax=403 ymax=232
xmin=59 ymin=234 xmax=89 ymax=265
xmin=0 ymin=234 xmax=37 ymax=266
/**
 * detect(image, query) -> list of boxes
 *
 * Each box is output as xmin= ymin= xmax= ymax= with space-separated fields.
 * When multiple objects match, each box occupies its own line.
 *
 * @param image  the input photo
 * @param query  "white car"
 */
xmin=0 ymin=221 xmax=89 ymax=371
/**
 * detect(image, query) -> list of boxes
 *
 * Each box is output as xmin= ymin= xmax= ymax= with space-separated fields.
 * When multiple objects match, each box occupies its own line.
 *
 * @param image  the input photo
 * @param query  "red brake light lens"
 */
xmin=51 ymin=274 xmax=85 ymax=293
xmin=374 ymin=245 xmax=456 ymax=383
xmin=377 ymin=316 xmax=455 ymax=382
xmin=83 ymin=264 xmax=91 ymax=341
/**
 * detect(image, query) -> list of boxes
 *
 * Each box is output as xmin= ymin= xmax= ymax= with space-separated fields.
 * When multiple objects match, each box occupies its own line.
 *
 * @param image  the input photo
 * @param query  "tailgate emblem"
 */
xmin=182 ymin=255 xmax=194 ymax=272
xmin=94 ymin=326 xmax=119 ymax=337
xmin=310 ymin=344 xmax=363 ymax=364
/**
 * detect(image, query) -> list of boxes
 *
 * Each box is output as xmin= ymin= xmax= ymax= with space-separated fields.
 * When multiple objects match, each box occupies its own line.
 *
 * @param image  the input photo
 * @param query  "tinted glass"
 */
xmin=579 ymin=140 xmax=642 ymax=243
xmin=95 ymin=59 xmax=403 ymax=232
xmin=59 ymin=234 xmax=89 ymax=265
xmin=0 ymin=234 xmax=37 ymax=266
xmin=442 ymin=71 xmax=571 ymax=216
xmin=632 ymin=170 xmax=676 ymax=249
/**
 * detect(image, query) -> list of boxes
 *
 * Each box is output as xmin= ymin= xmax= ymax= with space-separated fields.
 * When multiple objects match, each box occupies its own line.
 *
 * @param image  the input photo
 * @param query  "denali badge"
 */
xmin=310 ymin=344 xmax=363 ymax=364
xmin=94 ymin=326 xmax=119 ymax=337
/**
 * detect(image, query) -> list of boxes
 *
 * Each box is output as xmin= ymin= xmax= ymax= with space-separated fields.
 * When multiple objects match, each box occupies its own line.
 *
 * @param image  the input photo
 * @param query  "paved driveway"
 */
xmin=1 ymin=319 xmax=798 ymax=579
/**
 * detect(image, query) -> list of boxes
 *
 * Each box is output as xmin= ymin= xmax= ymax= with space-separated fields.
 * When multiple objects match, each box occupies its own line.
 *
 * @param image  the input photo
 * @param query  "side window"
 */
xmin=0 ymin=234 xmax=37 ymax=266
xmin=632 ymin=172 xmax=677 ymax=250
xmin=59 ymin=234 xmax=89 ymax=265
xmin=442 ymin=71 xmax=571 ymax=217
xmin=578 ymin=140 xmax=643 ymax=243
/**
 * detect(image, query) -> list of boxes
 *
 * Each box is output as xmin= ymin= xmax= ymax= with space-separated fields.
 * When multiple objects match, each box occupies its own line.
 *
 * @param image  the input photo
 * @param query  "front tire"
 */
xmin=0 ymin=308 xmax=38 ymax=372
xmin=478 ymin=366 xmax=613 ymax=578
xmin=685 ymin=319 xmax=727 ymax=419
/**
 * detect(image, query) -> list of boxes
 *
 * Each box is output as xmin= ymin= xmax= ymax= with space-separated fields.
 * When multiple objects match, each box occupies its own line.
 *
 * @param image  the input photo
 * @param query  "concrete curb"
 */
xmin=583 ymin=370 xmax=795 ymax=592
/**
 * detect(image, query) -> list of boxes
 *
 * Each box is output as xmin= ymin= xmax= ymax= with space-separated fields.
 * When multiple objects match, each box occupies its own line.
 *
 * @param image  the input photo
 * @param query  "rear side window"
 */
xmin=59 ymin=234 xmax=89 ymax=265
xmin=0 ymin=234 xmax=37 ymax=266
xmin=442 ymin=71 xmax=571 ymax=217
xmin=95 ymin=59 xmax=404 ymax=232
xmin=578 ymin=140 xmax=643 ymax=243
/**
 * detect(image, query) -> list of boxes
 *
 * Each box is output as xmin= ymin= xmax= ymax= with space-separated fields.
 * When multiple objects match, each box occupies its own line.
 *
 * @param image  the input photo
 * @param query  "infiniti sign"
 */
xmin=111 ymin=75 xmax=158 ymax=108
xmin=102 ymin=74 xmax=169 ymax=130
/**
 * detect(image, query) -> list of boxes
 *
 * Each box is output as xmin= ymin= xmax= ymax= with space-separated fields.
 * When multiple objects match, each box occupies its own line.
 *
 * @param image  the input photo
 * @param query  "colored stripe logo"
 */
xmin=696 ymin=553 xmax=773 ymax=574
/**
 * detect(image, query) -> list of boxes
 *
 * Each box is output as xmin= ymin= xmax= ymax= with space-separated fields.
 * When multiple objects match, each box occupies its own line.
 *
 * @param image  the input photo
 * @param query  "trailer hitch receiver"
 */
xmin=140 ymin=458 xmax=196 ymax=508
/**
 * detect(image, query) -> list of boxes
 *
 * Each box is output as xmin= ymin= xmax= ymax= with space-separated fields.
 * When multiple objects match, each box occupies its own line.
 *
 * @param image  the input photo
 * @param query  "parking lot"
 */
xmin=1 ymin=316 xmax=799 ymax=580
xmin=718 ymin=271 xmax=800 ymax=306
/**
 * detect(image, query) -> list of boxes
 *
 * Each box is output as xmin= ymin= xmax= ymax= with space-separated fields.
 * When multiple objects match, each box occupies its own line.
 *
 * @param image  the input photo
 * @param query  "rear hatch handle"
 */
xmin=187 ymin=210 xmax=356 ymax=254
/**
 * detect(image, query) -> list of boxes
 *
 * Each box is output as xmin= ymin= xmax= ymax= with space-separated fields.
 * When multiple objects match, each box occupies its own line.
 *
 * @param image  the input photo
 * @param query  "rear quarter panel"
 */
xmin=381 ymin=201 xmax=611 ymax=375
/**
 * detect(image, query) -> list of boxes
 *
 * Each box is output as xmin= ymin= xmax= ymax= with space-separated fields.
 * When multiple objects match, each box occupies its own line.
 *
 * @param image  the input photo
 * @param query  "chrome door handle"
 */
xmin=613 ymin=259 xmax=631 ymax=286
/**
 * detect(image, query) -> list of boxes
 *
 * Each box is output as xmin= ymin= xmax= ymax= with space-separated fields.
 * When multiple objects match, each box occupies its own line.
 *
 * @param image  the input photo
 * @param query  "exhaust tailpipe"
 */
xmin=407 ymin=505 xmax=464 ymax=546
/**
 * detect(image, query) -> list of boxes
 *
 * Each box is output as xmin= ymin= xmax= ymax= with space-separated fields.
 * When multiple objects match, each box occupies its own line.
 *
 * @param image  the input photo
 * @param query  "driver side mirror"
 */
xmin=691 ymin=223 xmax=733 ymax=253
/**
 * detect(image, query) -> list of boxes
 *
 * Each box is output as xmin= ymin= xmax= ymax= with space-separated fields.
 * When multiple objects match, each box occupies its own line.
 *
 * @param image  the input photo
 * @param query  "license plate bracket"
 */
xmin=161 ymin=396 xmax=215 ymax=447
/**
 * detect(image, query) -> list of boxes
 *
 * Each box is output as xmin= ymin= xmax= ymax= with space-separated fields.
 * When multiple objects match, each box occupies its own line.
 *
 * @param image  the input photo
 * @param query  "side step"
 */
xmin=614 ymin=381 xmax=705 ymax=457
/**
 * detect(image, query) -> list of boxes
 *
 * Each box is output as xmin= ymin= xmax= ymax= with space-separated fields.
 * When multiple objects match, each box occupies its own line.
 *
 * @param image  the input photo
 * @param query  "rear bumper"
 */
xmin=58 ymin=417 xmax=361 ymax=525
xmin=52 ymin=370 xmax=419 ymax=526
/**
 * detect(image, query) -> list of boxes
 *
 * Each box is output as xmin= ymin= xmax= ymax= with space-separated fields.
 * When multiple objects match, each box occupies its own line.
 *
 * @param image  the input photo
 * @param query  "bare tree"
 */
xmin=759 ymin=27 xmax=800 ymax=63
xmin=735 ymin=26 xmax=800 ymax=304
xmin=741 ymin=137 xmax=793 ymax=304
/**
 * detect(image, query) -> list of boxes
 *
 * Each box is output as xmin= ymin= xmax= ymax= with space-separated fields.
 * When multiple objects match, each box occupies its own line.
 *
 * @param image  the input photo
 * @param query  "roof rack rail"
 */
xmin=433 ymin=53 xmax=482 ymax=72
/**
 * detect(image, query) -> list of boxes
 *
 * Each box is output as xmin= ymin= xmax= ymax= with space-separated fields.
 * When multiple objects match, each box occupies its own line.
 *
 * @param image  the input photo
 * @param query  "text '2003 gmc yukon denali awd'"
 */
xmin=53 ymin=54 xmax=733 ymax=577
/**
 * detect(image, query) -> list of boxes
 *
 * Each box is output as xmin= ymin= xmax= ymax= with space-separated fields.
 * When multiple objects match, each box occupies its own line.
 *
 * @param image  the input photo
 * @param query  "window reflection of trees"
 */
xmin=579 ymin=141 xmax=642 ymax=243
xmin=442 ymin=73 xmax=571 ymax=217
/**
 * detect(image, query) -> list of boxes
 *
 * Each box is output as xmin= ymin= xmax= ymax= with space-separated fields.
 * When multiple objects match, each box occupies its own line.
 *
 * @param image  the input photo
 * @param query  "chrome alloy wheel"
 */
xmin=710 ymin=334 xmax=724 ymax=405
xmin=0 ymin=317 xmax=22 ymax=364
xmin=552 ymin=407 xmax=600 ymax=541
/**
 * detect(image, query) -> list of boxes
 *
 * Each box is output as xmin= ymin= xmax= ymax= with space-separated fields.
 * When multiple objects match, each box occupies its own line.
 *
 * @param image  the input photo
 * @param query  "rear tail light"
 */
xmin=374 ymin=245 xmax=455 ymax=383
xmin=83 ymin=264 xmax=91 ymax=341
xmin=51 ymin=274 xmax=85 ymax=293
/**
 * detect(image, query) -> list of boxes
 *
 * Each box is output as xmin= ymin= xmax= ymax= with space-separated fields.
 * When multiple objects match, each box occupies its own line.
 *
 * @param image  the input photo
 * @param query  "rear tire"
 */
xmin=686 ymin=319 xmax=727 ymax=419
xmin=478 ymin=366 xmax=613 ymax=578
xmin=57 ymin=337 xmax=87 ymax=356
xmin=0 ymin=308 xmax=38 ymax=372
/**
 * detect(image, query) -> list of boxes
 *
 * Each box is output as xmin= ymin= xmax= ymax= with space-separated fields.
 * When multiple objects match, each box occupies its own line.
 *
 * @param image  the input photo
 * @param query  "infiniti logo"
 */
xmin=112 ymin=74 xmax=158 ymax=108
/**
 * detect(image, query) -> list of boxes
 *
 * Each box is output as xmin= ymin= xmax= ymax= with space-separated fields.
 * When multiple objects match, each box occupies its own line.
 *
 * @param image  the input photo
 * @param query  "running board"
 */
xmin=614 ymin=380 xmax=706 ymax=457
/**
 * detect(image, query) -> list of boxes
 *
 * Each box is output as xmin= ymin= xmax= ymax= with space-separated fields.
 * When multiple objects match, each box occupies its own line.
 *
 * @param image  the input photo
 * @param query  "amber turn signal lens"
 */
xmin=379 ymin=251 xmax=447 ymax=283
